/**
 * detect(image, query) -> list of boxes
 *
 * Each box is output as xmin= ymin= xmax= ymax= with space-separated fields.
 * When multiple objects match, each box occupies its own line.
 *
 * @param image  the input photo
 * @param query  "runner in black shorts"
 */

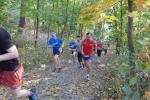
xmin=48 ymin=32 xmax=64 ymax=72
xmin=69 ymin=40 xmax=77 ymax=63
xmin=97 ymin=39 xmax=104 ymax=57
xmin=76 ymin=35 xmax=84 ymax=68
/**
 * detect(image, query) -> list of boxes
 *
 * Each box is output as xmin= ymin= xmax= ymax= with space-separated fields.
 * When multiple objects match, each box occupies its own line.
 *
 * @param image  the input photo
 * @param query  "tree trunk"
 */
xmin=79 ymin=24 xmax=83 ymax=37
xmin=113 ymin=7 xmax=120 ymax=55
xmin=34 ymin=0 xmax=40 ymax=47
xmin=70 ymin=0 xmax=75 ymax=32
xmin=127 ymin=0 xmax=135 ymax=76
xmin=120 ymin=0 xmax=123 ymax=34
xmin=57 ymin=25 xmax=60 ymax=35
xmin=18 ymin=0 xmax=26 ymax=34
xmin=61 ymin=0 xmax=69 ymax=38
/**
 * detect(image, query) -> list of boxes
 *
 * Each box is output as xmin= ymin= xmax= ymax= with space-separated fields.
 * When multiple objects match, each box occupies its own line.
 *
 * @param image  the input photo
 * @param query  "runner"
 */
xmin=104 ymin=42 xmax=109 ymax=55
xmin=81 ymin=32 xmax=97 ymax=80
xmin=76 ymin=35 xmax=84 ymax=68
xmin=0 ymin=27 xmax=36 ymax=100
xmin=96 ymin=39 xmax=104 ymax=63
xmin=68 ymin=39 xmax=77 ymax=63
xmin=48 ymin=32 xmax=64 ymax=73
xmin=97 ymin=39 xmax=104 ymax=57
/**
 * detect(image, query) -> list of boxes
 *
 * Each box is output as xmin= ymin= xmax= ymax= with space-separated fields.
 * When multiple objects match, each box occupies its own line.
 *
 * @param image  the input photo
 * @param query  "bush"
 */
xmin=13 ymin=35 xmax=53 ymax=68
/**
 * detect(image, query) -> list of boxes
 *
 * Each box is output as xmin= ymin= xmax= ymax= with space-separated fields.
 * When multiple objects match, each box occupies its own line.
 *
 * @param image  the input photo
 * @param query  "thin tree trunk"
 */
xmin=79 ymin=24 xmax=83 ymax=37
xmin=18 ymin=0 xmax=26 ymax=34
xmin=35 ymin=0 xmax=40 ymax=47
xmin=127 ymin=0 xmax=135 ymax=76
xmin=58 ymin=25 xmax=60 ymax=35
xmin=120 ymin=0 xmax=123 ymax=34
xmin=61 ymin=0 xmax=69 ymax=38
xmin=113 ymin=7 xmax=120 ymax=55
xmin=70 ymin=0 xmax=75 ymax=32
xmin=34 ymin=19 xmax=36 ymax=35
xmin=47 ymin=0 xmax=54 ymax=43
xmin=47 ymin=22 xmax=51 ymax=44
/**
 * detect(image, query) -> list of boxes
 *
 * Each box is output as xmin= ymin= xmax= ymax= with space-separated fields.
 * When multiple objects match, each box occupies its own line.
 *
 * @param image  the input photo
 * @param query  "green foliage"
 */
xmin=0 ymin=1 xmax=8 ymax=24
xmin=13 ymin=35 xmax=52 ymax=68
xmin=123 ymin=84 xmax=132 ymax=96
xmin=111 ymin=64 xmax=130 ymax=76
xmin=129 ymin=77 xmax=137 ymax=86
xmin=110 ymin=58 xmax=149 ymax=99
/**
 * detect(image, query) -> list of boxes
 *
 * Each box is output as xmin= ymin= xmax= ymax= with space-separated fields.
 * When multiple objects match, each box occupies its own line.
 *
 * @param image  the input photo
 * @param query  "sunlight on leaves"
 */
xmin=78 ymin=0 xmax=119 ymax=25
xmin=128 ymin=11 xmax=138 ymax=17
xmin=144 ymin=1 xmax=150 ymax=6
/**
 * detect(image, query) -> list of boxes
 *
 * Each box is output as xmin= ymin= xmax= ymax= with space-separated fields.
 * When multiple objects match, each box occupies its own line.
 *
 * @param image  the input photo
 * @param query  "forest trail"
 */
xmin=0 ymin=52 xmax=114 ymax=100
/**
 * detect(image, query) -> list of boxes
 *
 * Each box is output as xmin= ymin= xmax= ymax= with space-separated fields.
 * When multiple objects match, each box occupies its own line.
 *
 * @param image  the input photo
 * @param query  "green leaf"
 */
xmin=132 ymin=91 xmax=140 ymax=100
xmin=113 ymin=78 xmax=121 ymax=92
xmin=111 ymin=67 xmax=121 ymax=73
xmin=123 ymin=84 xmax=132 ymax=96
xmin=129 ymin=77 xmax=137 ymax=86
xmin=111 ymin=66 xmax=130 ymax=76
xmin=125 ymin=97 xmax=129 ymax=100
xmin=135 ymin=59 xmax=143 ymax=71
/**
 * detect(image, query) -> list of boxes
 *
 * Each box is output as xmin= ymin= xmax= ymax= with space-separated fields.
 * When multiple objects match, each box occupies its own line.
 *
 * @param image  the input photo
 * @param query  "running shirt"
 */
xmin=69 ymin=41 xmax=77 ymax=49
xmin=0 ymin=27 xmax=19 ymax=71
xmin=76 ymin=41 xmax=81 ymax=53
xmin=81 ymin=39 xmax=96 ymax=56
xmin=97 ymin=40 xmax=104 ymax=50
xmin=48 ymin=37 xmax=62 ymax=52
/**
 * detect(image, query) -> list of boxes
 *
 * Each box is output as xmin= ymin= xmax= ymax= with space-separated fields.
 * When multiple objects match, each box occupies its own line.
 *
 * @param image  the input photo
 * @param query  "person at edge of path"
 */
xmin=96 ymin=39 xmax=104 ymax=63
xmin=68 ymin=39 xmax=77 ymax=63
xmin=0 ymin=27 xmax=36 ymax=100
xmin=81 ymin=32 xmax=97 ymax=80
xmin=103 ymin=42 xmax=109 ymax=55
xmin=97 ymin=39 xmax=104 ymax=57
xmin=48 ymin=32 xmax=64 ymax=73
xmin=76 ymin=35 xmax=84 ymax=69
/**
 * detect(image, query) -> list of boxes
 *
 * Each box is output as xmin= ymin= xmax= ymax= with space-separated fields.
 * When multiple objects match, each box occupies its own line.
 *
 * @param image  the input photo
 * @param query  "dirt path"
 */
xmin=0 ymin=55 xmax=113 ymax=100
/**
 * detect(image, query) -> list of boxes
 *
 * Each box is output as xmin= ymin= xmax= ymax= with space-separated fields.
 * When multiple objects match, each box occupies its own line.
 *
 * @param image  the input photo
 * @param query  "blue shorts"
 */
xmin=83 ymin=56 xmax=92 ymax=60
xmin=53 ymin=51 xmax=60 ymax=56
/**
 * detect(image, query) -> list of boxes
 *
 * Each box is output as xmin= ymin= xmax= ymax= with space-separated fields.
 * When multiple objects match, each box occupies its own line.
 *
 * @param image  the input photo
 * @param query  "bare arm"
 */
xmin=61 ymin=43 xmax=64 ymax=48
xmin=0 ymin=45 xmax=19 ymax=61
xmin=48 ymin=45 xmax=52 ymax=48
xmin=81 ymin=41 xmax=84 ymax=55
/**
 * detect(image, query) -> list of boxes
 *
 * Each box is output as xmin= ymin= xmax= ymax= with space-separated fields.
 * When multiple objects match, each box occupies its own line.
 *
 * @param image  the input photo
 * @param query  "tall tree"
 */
xmin=61 ymin=0 xmax=69 ymax=38
xmin=120 ymin=0 xmax=123 ymax=34
xmin=127 ymin=0 xmax=135 ymax=75
xmin=18 ymin=0 xmax=26 ymax=34
xmin=35 ymin=0 xmax=40 ymax=47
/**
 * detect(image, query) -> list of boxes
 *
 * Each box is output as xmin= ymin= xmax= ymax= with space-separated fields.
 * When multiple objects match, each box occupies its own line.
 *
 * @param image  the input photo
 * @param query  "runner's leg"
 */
xmin=84 ymin=59 xmax=92 ymax=80
xmin=11 ymin=86 xmax=32 ymax=98
xmin=104 ymin=49 xmax=107 ymax=55
xmin=78 ymin=52 xmax=83 ymax=68
xmin=57 ymin=55 xmax=62 ymax=72
xmin=53 ymin=54 xmax=58 ymax=72
xmin=85 ymin=60 xmax=91 ymax=74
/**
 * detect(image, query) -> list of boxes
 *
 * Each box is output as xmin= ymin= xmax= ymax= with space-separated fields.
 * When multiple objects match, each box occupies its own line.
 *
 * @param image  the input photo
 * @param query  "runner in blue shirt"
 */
xmin=69 ymin=40 xmax=77 ymax=54
xmin=68 ymin=40 xmax=77 ymax=63
xmin=48 ymin=32 xmax=64 ymax=73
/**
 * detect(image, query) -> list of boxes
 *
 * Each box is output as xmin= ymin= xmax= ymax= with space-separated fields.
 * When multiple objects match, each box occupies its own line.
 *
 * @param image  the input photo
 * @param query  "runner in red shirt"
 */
xmin=81 ymin=32 xmax=97 ymax=80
